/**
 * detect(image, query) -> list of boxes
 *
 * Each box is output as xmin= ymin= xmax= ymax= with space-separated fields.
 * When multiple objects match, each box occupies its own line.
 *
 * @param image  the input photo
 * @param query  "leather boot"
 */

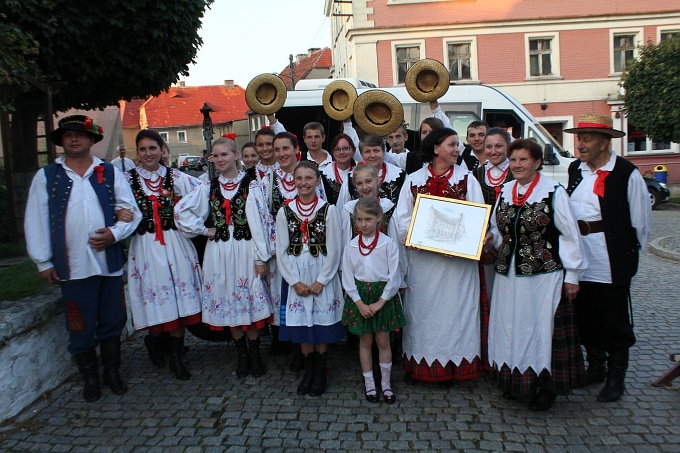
xmin=297 ymin=352 xmax=316 ymax=395
xmin=597 ymin=349 xmax=628 ymax=402
xmin=585 ymin=346 xmax=607 ymax=384
xmin=289 ymin=345 xmax=304 ymax=372
xmin=234 ymin=336 xmax=250 ymax=378
xmin=169 ymin=336 xmax=191 ymax=380
xmin=75 ymin=350 xmax=101 ymax=402
xmin=248 ymin=337 xmax=266 ymax=378
xmin=144 ymin=334 xmax=165 ymax=368
xmin=100 ymin=338 xmax=128 ymax=395
xmin=309 ymin=352 xmax=328 ymax=397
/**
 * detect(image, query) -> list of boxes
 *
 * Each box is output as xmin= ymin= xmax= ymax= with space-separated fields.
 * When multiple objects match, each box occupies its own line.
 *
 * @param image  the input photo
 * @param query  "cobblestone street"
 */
xmin=1 ymin=210 xmax=679 ymax=452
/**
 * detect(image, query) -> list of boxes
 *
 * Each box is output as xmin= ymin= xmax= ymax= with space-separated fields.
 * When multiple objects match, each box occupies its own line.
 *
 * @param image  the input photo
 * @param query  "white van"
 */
xmin=250 ymin=78 xmax=574 ymax=184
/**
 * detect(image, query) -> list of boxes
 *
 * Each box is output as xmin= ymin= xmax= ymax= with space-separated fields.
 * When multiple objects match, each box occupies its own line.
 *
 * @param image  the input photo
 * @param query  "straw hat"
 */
xmin=50 ymin=115 xmax=104 ymax=146
xmin=322 ymin=80 xmax=358 ymax=121
xmin=564 ymin=113 xmax=625 ymax=138
xmin=405 ymin=59 xmax=450 ymax=103
xmin=245 ymin=74 xmax=287 ymax=115
xmin=353 ymin=90 xmax=404 ymax=137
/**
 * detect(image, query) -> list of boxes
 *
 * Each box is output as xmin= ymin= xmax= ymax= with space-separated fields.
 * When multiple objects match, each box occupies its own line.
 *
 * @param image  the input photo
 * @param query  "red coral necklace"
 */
xmin=143 ymin=175 xmax=164 ymax=193
xmin=358 ymin=231 xmax=380 ymax=256
xmin=279 ymin=173 xmax=296 ymax=192
xmin=512 ymin=173 xmax=541 ymax=206
xmin=220 ymin=178 xmax=239 ymax=192
xmin=295 ymin=196 xmax=318 ymax=217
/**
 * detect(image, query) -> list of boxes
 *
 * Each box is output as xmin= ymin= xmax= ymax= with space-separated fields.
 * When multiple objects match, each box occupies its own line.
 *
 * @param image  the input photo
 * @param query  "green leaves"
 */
xmin=621 ymin=35 xmax=680 ymax=144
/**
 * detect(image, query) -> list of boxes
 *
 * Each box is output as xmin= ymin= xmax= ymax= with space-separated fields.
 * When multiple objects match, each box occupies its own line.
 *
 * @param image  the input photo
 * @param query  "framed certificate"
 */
xmin=405 ymin=193 xmax=492 ymax=260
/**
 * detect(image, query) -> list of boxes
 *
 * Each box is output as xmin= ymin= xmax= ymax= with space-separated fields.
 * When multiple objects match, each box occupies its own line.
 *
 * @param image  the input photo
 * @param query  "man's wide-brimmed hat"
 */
xmin=50 ymin=115 xmax=104 ymax=146
xmin=245 ymin=74 xmax=287 ymax=115
xmin=564 ymin=113 xmax=625 ymax=138
xmin=322 ymin=80 xmax=357 ymax=121
xmin=353 ymin=90 xmax=404 ymax=137
xmin=405 ymin=59 xmax=450 ymax=103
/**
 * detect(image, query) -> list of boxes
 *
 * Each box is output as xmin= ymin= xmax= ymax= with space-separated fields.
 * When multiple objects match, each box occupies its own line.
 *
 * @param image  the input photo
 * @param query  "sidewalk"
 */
xmin=1 ymin=211 xmax=679 ymax=452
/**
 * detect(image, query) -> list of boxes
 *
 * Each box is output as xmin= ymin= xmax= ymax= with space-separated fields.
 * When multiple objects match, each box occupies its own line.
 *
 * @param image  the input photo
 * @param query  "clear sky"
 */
xmin=183 ymin=1 xmax=331 ymax=88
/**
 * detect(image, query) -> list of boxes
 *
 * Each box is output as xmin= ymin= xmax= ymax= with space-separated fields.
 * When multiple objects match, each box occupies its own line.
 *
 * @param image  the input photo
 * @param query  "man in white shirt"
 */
xmin=24 ymin=115 xmax=141 ymax=402
xmin=303 ymin=122 xmax=332 ymax=167
xmin=110 ymin=144 xmax=136 ymax=173
xmin=386 ymin=123 xmax=408 ymax=154
xmin=564 ymin=113 xmax=651 ymax=403
xmin=458 ymin=121 xmax=489 ymax=171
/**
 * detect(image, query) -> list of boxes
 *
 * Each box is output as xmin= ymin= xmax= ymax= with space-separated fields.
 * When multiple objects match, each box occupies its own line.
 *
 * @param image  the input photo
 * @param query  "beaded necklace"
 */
xmin=358 ymin=231 xmax=380 ymax=256
xmin=512 ymin=173 xmax=541 ymax=206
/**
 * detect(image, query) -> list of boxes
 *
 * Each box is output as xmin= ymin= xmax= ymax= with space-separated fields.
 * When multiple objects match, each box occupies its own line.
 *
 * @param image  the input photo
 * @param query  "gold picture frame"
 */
xmin=405 ymin=193 xmax=492 ymax=260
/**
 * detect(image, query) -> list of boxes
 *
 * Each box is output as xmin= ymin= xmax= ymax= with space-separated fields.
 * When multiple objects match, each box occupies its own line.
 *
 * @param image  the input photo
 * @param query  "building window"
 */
xmin=660 ymin=31 xmax=678 ymax=41
xmin=177 ymin=131 xmax=187 ymax=143
xmin=395 ymin=45 xmax=420 ymax=84
xmin=529 ymin=38 xmax=552 ymax=76
xmin=613 ymin=34 xmax=636 ymax=73
xmin=627 ymin=120 xmax=673 ymax=153
xmin=159 ymin=132 xmax=169 ymax=143
xmin=447 ymin=43 xmax=471 ymax=81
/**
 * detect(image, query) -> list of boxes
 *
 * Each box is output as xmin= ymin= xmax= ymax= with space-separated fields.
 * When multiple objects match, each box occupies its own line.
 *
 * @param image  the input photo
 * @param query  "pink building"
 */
xmin=324 ymin=0 xmax=680 ymax=182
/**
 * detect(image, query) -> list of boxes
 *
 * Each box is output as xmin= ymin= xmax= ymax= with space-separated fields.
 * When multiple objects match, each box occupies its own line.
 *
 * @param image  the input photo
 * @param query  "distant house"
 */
xmin=121 ymin=80 xmax=249 ymax=163
xmin=278 ymin=47 xmax=333 ymax=90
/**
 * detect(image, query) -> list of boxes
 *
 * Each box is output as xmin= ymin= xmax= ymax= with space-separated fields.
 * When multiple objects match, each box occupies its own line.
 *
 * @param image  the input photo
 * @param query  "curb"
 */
xmin=649 ymin=236 xmax=680 ymax=262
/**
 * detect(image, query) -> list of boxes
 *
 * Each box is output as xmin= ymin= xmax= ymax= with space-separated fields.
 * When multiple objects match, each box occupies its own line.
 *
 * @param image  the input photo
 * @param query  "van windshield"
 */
xmin=532 ymin=122 xmax=571 ymax=157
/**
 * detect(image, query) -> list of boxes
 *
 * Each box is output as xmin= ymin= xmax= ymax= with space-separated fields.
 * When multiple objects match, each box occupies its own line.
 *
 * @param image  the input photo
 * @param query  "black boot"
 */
xmin=585 ymin=346 xmax=607 ymax=384
xmin=234 ymin=336 xmax=250 ymax=378
xmin=75 ymin=350 xmax=101 ymax=402
xmin=528 ymin=388 xmax=557 ymax=411
xmin=597 ymin=349 xmax=628 ymax=402
xmin=248 ymin=337 xmax=266 ymax=378
xmin=391 ymin=329 xmax=403 ymax=364
xmin=144 ymin=334 xmax=165 ymax=368
xmin=289 ymin=345 xmax=304 ymax=372
xmin=297 ymin=352 xmax=316 ymax=395
xmin=309 ymin=352 xmax=328 ymax=397
xmin=100 ymin=338 xmax=128 ymax=395
xmin=169 ymin=336 xmax=191 ymax=380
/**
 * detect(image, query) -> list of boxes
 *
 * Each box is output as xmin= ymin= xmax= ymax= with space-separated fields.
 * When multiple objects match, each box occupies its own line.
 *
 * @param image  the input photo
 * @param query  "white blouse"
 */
xmin=341 ymin=233 xmax=401 ymax=303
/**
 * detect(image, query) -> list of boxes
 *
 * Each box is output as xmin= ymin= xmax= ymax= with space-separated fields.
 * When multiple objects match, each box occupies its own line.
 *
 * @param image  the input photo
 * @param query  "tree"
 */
xmin=621 ymin=34 xmax=680 ymax=144
xmin=0 ymin=0 xmax=214 ymax=112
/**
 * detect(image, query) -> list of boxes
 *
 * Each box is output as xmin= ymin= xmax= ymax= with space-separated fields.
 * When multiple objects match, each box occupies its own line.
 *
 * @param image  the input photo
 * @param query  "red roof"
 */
xmin=127 ymin=85 xmax=249 ymax=128
xmin=279 ymin=48 xmax=333 ymax=90
xmin=120 ymin=98 xmax=147 ymax=127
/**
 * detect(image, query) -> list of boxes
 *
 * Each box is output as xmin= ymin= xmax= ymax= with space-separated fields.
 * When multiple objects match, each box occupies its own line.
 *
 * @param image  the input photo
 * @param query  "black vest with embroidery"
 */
xmin=566 ymin=157 xmax=639 ymax=285
xmin=269 ymin=176 xmax=288 ymax=218
xmin=130 ymin=168 xmax=177 ymax=235
xmin=321 ymin=173 xmax=342 ymax=205
xmin=284 ymin=203 xmax=330 ymax=257
xmin=472 ymin=165 xmax=514 ymax=206
xmin=209 ymin=172 xmax=255 ymax=242
xmin=494 ymin=190 xmax=563 ymax=276
xmin=412 ymin=174 xmax=469 ymax=200
xmin=347 ymin=168 xmax=406 ymax=205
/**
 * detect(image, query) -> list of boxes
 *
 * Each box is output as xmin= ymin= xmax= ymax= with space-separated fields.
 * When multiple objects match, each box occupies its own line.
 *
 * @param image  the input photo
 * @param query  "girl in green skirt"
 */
xmin=341 ymin=197 xmax=405 ymax=404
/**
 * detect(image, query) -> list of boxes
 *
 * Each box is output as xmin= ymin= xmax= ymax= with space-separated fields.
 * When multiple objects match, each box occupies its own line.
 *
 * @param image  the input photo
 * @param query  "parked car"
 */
xmin=189 ymin=157 xmax=208 ymax=172
xmin=177 ymin=155 xmax=201 ymax=171
xmin=646 ymin=178 xmax=670 ymax=209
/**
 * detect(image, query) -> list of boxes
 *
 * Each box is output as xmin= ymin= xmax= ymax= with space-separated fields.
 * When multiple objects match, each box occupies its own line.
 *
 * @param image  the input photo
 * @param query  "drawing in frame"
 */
xmin=405 ymin=193 xmax=491 ymax=260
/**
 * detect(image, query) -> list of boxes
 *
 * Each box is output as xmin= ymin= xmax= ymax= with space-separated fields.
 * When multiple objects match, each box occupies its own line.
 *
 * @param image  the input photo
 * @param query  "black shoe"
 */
xmin=234 ymin=336 xmax=249 ymax=378
xmin=248 ymin=337 xmax=266 ymax=378
xmin=383 ymin=389 xmax=396 ymax=404
xmin=100 ymin=338 xmax=128 ymax=395
xmin=144 ymin=334 xmax=165 ymax=368
xmin=597 ymin=349 xmax=628 ymax=402
xmin=365 ymin=389 xmax=379 ymax=403
xmin=404 ymin=372 xmax=417 ymax=386
xmin=169 ymin=336 xmax=191 ymax=380
xmin=309 ymin=352 xmax=328 ymax=397
xmin=297 ymin=353 xmax=316 ymax=395
xmin=528 ymin=389 xmax=556 ymax=411
xmin=75 ymin=350 xmax=101 ymax=402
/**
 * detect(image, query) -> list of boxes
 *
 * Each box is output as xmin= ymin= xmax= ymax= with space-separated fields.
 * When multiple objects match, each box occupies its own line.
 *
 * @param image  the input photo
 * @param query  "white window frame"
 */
xmin=159 ymin=131 xmax=169 ymax=143
xmin=177 ymin=130 xmax=187 ymax=143
xmin=392 ymin=40 xmax=425 ymax=86
xmin=658 ymin=27 xmax=680 ymax=43
xmin=524 ymin=32 xmax=561 ymax=80
xmin=623 ymin=119 xmax=679 ymax=156
xmin=443 ymin=37 xmax=479 ymax=83
xmin=610 ymin=28 xmax=643 ymax=76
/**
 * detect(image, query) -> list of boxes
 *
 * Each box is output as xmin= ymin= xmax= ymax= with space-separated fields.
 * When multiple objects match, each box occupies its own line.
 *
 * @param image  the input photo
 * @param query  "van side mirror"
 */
xmin=543 ymin=144 xmax=559 ymax=166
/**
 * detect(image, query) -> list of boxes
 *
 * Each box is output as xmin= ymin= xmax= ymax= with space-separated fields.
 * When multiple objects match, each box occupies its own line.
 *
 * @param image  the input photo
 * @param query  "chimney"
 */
xmin=178 ymin=81 xmax=186 ymax=87
xmin=308 ymin=47 xmax=321 ymax=57
xmin=224 ymin=79 xmax=234 ymax=88
xmin=296 ymin=53 xmax=307 ymax=63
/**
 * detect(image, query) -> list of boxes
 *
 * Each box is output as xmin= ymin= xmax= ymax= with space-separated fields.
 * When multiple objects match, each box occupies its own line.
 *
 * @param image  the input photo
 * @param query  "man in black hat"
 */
xmin=564 ymin=113 xmax=650 ymax=403
xmin=24 ymin=115 xmax=141 ymax=402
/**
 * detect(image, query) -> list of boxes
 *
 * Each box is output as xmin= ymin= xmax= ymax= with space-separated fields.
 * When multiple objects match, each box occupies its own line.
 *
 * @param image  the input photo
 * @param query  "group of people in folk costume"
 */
xmin=26 ymin=91 xmax=649 ymax=410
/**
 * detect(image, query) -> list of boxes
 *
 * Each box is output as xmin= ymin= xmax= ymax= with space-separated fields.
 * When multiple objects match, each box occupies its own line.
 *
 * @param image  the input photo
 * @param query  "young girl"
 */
xmin=275 ymin=161 xmax=344 ymax=397
xmin=341 ymin=197 xmax=404 ymax=404
xmin=241 ymin=141 xmax=260 ymax=169
xmin=175 ymin=135 xmax=273 ymax=378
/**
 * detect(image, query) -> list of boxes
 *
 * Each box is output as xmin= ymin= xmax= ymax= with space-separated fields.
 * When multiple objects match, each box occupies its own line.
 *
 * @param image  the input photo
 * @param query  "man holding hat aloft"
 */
xmin=24 ymin=115 xmax=141 ymax=402
xmin=564 ymin=113 xmax=650 ymax=403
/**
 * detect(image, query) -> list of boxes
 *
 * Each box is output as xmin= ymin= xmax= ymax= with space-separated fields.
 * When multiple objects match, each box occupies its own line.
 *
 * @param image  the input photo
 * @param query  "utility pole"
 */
xmin=200 ymin=102 xmax=215 ymax=179
xmin=289 ymin=54 xmax=295 ymax=90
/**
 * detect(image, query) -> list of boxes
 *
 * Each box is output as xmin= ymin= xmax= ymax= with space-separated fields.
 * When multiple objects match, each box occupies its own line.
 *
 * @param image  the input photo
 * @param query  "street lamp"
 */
xmin=200 ymin=102 xmax=216 ymax=179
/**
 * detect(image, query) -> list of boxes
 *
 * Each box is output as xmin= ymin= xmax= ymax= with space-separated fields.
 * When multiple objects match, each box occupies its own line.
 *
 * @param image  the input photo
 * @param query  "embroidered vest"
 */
xmin=347 ymin=168 xmax=406 ymax=205
xmin=129 ymin=168 xmax=177 ymax=235
xmin=494 ymin=190 xmax=563 ymax=276
xmin=209 ymin=173 xmax=254 ymax=242
xmin=269 ymin=178 xmax=287 ymax=218
xmin=44 ymin=162 xmax=126 ymax=280
xmin=566 ymin=157 xmax=639 ymax=285
xmin=284 ymin=203 xmax=330 ymax=257
xmin=473 ymin=166 xmax=514 ymax=206
xmin=321 ymin=173 xmax=342 ymax=206
xmin=412 ymin=173 xmax=468 ymax=200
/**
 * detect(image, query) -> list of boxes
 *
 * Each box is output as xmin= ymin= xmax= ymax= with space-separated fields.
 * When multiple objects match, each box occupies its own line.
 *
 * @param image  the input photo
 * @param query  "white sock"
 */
xmin=363 ymin=371 xmax=376 ymax=395
xmin=380 ymin=362 xmax=393 ymax=395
